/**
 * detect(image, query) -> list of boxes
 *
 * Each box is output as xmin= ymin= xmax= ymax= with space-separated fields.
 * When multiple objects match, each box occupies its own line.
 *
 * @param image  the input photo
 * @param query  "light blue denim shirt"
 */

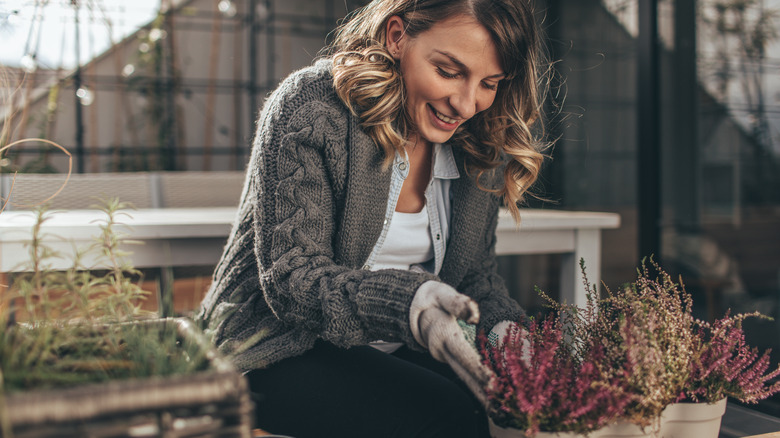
xmin=362 ymin=143 xmax=460 ymax=275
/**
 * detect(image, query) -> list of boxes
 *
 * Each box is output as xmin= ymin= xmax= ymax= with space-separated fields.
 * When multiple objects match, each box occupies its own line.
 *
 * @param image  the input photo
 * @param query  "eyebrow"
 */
xmin=434 ymin=50 xmax=506 ymax=80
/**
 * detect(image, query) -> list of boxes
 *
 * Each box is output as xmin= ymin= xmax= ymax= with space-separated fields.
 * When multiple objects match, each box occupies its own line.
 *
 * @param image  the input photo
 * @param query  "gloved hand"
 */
xmin=488 ymin=320 xmax=532 ymax=367
xmin=488 ymin=320 xmax=515 ymax=348
xmin=409 ymin=281 xmax=492 ymax=406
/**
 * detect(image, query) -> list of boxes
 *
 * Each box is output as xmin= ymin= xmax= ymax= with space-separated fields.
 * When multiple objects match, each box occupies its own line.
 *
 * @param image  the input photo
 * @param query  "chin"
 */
xmin=420 ymin=129 xmax=456 ymax=145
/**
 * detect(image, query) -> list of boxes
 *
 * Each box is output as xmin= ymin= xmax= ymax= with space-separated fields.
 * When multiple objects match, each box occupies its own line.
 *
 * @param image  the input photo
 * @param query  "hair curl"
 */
xmin=328 ymin=0 xmax=549 ymax=222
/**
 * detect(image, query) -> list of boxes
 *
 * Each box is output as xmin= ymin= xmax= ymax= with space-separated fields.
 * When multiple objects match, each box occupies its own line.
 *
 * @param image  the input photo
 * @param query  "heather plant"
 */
xmin=481 ymin=259 xmax=780 ymax=435
xmin=481 ymin=310 xmax=635 ymax=436
xmin=594 ymin=261 xmax=697 ymax=426
xmin=682 ymin=311 xmax=780 ymax=404
xmin=529 ymin=261 xmax=696 ymax=428
xmin=601 ymin=262 xmax=780 ymax=409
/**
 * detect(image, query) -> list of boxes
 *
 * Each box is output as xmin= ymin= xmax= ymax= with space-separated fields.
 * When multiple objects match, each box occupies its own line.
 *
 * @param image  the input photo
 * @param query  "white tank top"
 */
xmin=371 ymin=205 xmax=434 ymax=271
xmin=369 ymin=205 xmax=434 ymax=354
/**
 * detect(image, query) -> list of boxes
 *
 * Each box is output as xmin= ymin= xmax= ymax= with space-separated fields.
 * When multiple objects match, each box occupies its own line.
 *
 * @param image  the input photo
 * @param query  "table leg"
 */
xmin=158 ymin=266 xmax=174 ymax=317
xmin=157 ymin=241 xmax=174 ymax=317
xmin=0 ymin=272 xmax=12 ymax=323
xmin=559 ymin=229 xmax=602 ymax=309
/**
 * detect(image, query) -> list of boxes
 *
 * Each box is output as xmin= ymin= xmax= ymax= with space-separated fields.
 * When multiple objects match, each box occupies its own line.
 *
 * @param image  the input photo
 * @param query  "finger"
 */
xmin=459 ymin=298 xmax=480 ymax=324
xmin=437 ymin=292 xmax=480 ymax=324
xmin=419 ymin=309 xmax=454 ymax=361
xmin=441 ymin=348 xmax=491 ymax=407
xmin=441 ymin=330 xmax=492 ymax=384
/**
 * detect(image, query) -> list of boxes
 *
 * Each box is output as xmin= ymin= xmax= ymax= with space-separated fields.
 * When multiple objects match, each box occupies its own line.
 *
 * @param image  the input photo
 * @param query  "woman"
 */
xmin=198 ymin=0 xmax=546 ymax=436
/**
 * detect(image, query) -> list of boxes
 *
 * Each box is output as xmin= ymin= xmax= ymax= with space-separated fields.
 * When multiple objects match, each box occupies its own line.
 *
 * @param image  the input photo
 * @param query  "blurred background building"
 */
xmin=1 ymin=0 xmax=779 ymax=423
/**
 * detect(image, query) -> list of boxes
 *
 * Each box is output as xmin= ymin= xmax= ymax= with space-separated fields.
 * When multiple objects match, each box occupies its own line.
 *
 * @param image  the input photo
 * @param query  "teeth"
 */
xmin=434 ymin=108 xmax=457 ymax=124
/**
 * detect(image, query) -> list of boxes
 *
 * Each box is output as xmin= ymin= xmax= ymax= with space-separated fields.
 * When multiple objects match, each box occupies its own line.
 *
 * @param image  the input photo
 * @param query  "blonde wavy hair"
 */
xmin=328 ymin=0 xmax=548 ymax=222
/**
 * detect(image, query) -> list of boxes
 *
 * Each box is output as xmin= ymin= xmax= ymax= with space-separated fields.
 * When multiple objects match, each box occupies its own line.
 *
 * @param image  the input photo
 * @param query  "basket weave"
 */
xmin=1 ymin=318 xmax=253 ymax=438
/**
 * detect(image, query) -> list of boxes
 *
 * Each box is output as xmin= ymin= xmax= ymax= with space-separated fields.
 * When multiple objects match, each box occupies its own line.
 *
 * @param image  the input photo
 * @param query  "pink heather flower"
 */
xmin=481 ymin=312 xmax=634 ymax=436
xmin=683 ymin=312 xmax=780 ymax=403
xmin=490 ymin=260 xmax=780 ymax=436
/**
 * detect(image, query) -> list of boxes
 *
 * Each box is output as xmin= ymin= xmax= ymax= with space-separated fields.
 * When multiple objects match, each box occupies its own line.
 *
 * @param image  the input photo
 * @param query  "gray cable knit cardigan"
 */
xmin=197 ymin=58 xmax=525 ymax=372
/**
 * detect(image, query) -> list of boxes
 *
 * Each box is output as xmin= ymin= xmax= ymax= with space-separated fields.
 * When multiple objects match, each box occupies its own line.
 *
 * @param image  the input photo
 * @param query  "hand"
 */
xmin=489 ymin=320 xmax=531 ymax=366
xmin=487 ymin=320 xmax=515 ymax=348
xmin=410 ymin=281 xmax=492 ymax=406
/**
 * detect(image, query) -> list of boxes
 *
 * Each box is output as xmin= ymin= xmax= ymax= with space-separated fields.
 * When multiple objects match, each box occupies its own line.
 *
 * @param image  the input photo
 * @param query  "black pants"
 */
xmin=245 ymin=341 xmax=490 ymax=438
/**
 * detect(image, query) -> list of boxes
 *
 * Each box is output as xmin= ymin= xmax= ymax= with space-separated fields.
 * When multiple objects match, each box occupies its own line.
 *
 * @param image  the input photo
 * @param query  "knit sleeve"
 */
xmin=255 ymin=100 xmax=435 ymax=349
xmin=457 ymin=195 xmax=529 ymax=334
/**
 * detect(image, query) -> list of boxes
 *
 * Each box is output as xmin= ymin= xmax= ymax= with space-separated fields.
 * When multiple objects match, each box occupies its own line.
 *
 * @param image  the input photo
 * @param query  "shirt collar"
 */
xmin=433 ymin=143 xmax=460 ymax=180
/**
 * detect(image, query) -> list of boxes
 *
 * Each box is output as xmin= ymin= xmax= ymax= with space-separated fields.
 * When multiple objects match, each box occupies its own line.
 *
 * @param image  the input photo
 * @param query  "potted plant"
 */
xmin=480 ymin=261 xmax=684 ymax=437
xmin=0 ymin=200 xmax=253 ymax=437
xmin=660 ymin=309 xmax=780 ymax=438
xmin=480 ymin=260 xmax=780 ymax=438
xmin=481 ymin=307 xmax=635 ymax=438
xmin=613 ymin=262 xmax=780 ymax=438
xmin=595 ymin=262 xmax=697 ymax=436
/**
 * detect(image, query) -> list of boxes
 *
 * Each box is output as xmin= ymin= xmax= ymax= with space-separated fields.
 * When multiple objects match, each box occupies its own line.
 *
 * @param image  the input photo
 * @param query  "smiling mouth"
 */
xmin=431 ymin=106 xmax=458 ymax=125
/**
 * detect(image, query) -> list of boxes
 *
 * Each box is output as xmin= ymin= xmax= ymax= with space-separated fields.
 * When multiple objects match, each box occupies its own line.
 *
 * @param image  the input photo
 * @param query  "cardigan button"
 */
xmin=362 ymin=264 xmax=371 ymax=270
xmin=398 ymin=162 xmax=408 ymax=171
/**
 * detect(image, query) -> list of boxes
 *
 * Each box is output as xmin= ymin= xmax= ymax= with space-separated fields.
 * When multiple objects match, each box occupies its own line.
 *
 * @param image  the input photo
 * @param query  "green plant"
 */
xmin=0 ymin=199 xmax=210 ymax=395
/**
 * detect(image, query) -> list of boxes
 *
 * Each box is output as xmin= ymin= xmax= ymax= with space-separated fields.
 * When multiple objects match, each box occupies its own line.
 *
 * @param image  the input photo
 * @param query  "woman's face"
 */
xmin=386 ymin=14 xmax=505 ymax=147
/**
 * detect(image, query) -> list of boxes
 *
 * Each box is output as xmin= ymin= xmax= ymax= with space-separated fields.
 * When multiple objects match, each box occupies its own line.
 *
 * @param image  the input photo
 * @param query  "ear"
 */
xmin=385 ymin=15 xmax=406 ymax=59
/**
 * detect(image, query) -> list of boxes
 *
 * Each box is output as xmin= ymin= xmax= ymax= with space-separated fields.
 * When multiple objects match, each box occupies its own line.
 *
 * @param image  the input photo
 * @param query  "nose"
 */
xmin=449 ymin=82 xmax=480 ymax=120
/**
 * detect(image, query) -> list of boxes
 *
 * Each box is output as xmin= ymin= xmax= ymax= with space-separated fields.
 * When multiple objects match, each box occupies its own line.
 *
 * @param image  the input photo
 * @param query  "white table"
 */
xmin=0 ymin=207 xmax=620 ymax=312
xmin=496 ymin=209 xmax=620 ymax=308
xmin=0 ymin=208 xmax=235 ymax=316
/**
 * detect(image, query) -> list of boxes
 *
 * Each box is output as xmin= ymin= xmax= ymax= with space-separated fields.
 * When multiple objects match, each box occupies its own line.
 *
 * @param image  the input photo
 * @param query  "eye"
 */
xmin=482 ymin=81 xmax=498 ymax=91
xmin=436 ymin=67 xmax=459 ymax=79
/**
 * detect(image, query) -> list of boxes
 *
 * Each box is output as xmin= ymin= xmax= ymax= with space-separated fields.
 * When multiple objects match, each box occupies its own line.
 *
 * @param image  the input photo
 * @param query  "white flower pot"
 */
xmin=659 ymin=398 xmax=727 ymax=438
xmin=488 ymin=419 xmax=591 ymax=438
xmin=593 ymin=421 xmax=655 ymax=438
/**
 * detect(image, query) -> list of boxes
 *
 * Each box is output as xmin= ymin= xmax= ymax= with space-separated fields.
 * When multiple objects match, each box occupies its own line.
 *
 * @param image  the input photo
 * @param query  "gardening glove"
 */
xmin=488 ymin=320 xmax=532 ymax=366
xmin=410 ymin=280 xmax=492 ymax=406
xmin=487 ymin=320 xmax=514 ymax=347
xmin=457 ymin=321 xmax=515 ymax=349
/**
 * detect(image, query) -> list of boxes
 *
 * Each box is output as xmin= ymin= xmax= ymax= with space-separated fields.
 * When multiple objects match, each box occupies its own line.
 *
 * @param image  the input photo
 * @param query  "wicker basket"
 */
xmin=1 ymin=318 xmax=253 ymax=438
